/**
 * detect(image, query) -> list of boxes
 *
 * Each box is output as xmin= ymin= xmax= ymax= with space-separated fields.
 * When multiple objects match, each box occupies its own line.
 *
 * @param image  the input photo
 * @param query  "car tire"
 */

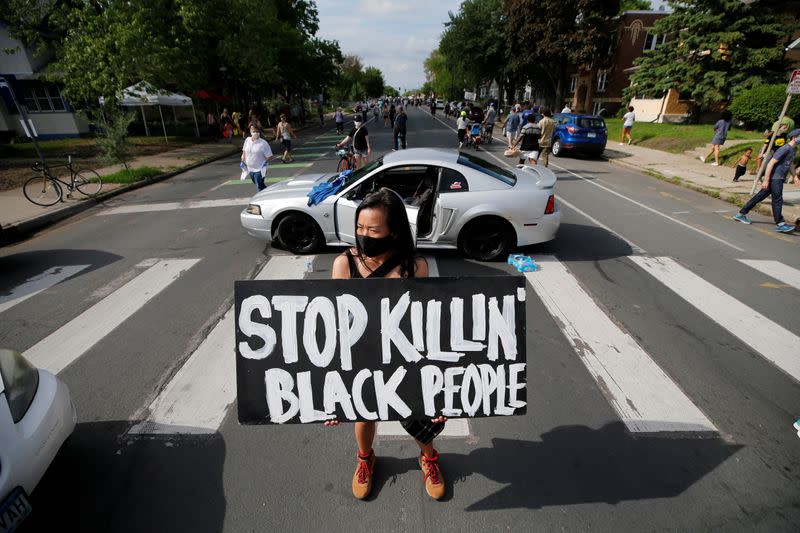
xmin=552 ymin=139 xmax=563 ymax=157
xmin=458 ymin=217 xmax=514 ymax=262
xmin=275 ymin=213 xmax=324 ymax=254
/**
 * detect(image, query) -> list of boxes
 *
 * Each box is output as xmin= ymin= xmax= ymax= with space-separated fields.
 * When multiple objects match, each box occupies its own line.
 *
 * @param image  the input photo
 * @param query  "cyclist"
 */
xmin=482 ymin=103 xmax=496 ymax=141
xmin=336 ymin=115 xmax=371 ymax=169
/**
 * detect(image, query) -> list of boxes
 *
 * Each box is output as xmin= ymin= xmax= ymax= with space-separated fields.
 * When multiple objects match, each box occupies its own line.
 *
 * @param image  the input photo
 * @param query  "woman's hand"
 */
xmin=324 ymin=419 xmax=340 ymax=426
xmin=431 ymin=416 xmax=447 ymax=423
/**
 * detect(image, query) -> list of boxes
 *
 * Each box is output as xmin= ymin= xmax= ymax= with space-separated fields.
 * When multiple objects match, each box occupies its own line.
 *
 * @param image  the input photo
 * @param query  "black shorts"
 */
xmin=281 ymin=138 xmax=292 ymax=151
xmin=458 ymin=129 xmax=467 ymax=142
xmin=400 ymin=419 xmax=445 ymax=444
xmin=734 ymin=164 xmax=747 ymax=180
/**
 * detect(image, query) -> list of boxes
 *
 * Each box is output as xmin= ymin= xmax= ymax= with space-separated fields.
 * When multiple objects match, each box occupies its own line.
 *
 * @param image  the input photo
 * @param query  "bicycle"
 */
xmin=23 ymin=154 xmax=103 ymax=207
xmin=335 ymin=144 xmax=356 ymax=173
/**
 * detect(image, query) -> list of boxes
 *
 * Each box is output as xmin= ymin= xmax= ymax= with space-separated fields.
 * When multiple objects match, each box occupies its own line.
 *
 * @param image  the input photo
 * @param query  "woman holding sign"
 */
xmin=326 ymin=188 xmax=448 ymax=501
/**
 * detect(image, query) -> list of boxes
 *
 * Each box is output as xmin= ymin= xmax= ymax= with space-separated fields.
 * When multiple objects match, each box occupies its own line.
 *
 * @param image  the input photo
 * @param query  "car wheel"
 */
xmin=275 ymin=213 xmax=324 ymax=254
xmin=552 ymin=139 xmax=563 ymax=157
xmin=459 ymin=217 xmax=514 ymax=262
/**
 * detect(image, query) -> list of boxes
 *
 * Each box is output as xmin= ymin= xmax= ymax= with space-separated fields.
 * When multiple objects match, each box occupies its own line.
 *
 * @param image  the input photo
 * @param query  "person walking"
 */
xmin=383 ymin=104 xmax=390 ymax=127
xmin=620 ymin=106 xmax=635 ymax=145
xmin=482 ymin=103 xmax=497 ymax=140
xmin=456 ymin=110 xmax=470 ymax=149
xmin=389 ymin=103 xmax=397 ymax=129
xmin=537 ymin=107 xmax=556 ymax=168
xmin=220 ymin=108 xmax=233 ymax=143
xmin=504 ymin=105 xmax=522 ymax=149
xmin=700 ymin=110 xmax=733 ymax=166
xmin=248 ymin=109 xmax=262 ymax=135
xmin=336 ymin=115 xmax=371 ymax=168
xmin=430 ymin=99 xmax=437 ymax=120
xmin=275 ymin=114 xmax=296 ymax=163
xmin=334 ymin=107 xmax=345 ymax=134
xmin=513 ymin=113 xmax=541 ymax=166
xmin=393 ymin=106 xmax=408 ymax=150
xmin=206 ymin=111 xmax=218 ymax=140
xmin=733 ymin=128 xmax=800 ymax=233
xmin=327 ymin=188 xmax=447 ymax=501
xmin=732 ymin=147 xmax=752 ymax=182
xmin=240 ymin=125 xmax=274 ymax=192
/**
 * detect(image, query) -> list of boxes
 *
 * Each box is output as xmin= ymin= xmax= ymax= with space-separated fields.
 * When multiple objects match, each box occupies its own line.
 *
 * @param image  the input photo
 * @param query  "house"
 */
xmin=568 ymin=10 xmax=676 ymax=118
xmin=0 ymin=23 xmax=89 ymax=141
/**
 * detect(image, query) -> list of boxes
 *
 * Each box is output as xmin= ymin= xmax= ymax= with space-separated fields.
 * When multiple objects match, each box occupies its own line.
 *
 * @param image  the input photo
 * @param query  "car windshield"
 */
xmin=457 ymin=152 xmax=516 ymax=186
xmin=329 ymin=157 xmax=384 ymax=188
xmin=577 ymin=118 xmax=605 ymax=129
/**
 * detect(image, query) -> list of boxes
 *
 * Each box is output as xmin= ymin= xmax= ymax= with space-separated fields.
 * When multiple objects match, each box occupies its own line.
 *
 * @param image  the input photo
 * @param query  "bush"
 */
xmin=102 ymin=166 xmax=162 ymax=183
xmin=729 ymin=84 xmax=800 ymax=129
xmin=95 ymin=110 xmax=135 ymax=168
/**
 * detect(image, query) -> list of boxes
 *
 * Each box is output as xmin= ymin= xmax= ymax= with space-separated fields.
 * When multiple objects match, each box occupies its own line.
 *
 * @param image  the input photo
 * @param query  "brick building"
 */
xmin=568 ymin=10 xmax=672 ymax=117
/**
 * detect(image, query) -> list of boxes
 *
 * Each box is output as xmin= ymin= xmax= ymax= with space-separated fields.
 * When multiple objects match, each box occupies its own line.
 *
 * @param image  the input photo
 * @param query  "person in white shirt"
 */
xmin=241 ymin=126 xmax=274 ymax=192
xmin=561 ymin=105 xmax=572 ymax=113
xmin=621 ymin=106 xmax=635 ymax=145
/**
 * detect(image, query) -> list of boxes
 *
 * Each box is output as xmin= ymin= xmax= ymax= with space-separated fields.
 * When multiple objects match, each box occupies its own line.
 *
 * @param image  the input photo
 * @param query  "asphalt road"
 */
xmin=3 ymin=105 xmax=799 ymax=532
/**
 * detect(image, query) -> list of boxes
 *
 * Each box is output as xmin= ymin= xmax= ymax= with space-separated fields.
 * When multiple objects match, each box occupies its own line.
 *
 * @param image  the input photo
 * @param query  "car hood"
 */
xmin=251 ymin=173 xmax=331 ymax=202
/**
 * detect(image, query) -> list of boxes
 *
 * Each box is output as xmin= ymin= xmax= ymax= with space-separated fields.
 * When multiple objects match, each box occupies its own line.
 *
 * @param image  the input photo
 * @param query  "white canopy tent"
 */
xmin=99 ymin=81 xmax=200 ymax=141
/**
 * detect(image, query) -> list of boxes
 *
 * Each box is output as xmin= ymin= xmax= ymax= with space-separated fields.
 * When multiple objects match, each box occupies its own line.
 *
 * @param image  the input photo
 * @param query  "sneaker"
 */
xmin=619 ymin=142 xmax=624 ymax=146
xmin=733 ymin=213 xmax=751 ymax=224
xmin=627 ymin=139 xmax=632 ymax=145
xmin=775 ymin=223 xmax=795 ymax=233
xmin=711 ymin=162 xmax=718 ymax=166
xmin=419 ymin=450 xmax=445 ymax=500
xmin=352 ymin=450 xmax=376 ymax=500
xmin=699 ymin=156 xmax=705 ymax=163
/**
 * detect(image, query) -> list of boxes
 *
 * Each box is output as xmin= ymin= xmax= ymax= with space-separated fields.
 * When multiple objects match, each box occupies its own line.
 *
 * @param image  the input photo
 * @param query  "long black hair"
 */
xmin=354 ymin=187 xmax=417 ymax=277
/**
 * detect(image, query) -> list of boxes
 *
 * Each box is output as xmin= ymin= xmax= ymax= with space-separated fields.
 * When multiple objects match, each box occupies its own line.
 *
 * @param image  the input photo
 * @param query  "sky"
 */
xmin=315 ymin=0 xmax=671 ymax=92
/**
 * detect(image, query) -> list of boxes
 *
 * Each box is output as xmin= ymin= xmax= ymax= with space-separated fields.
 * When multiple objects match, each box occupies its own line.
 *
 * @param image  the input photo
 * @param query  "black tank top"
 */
xmin=344 ymin=250 xmax=414 ymax=279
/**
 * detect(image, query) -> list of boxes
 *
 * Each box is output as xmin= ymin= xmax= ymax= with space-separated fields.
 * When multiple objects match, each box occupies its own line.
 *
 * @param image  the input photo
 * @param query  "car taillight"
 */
xmin=544 ymin=195 xmax=555 ymax=214
xmin=0 ymin=349 xmax=39 ymax=423
xmin=566 ymin=126 xmax=576 ymax=134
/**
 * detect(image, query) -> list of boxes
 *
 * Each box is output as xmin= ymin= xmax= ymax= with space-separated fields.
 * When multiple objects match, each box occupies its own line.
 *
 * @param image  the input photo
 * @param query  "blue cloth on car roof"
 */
xmin=307 ymin=170 xmax=351 ymax=206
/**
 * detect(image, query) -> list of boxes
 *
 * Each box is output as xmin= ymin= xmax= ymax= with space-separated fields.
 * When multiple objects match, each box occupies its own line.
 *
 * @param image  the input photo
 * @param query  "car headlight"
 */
xmin=246 ymin=204 xmax=262 ymax=216
xmin=0 ymin=349 xmax=39 ymax=423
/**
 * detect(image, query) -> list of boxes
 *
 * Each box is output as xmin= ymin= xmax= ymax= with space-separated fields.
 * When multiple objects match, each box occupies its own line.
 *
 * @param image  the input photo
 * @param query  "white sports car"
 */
xmin=0 ymin=349 xmax=75 ymax=531
xmin=241 ymin=148 xmax=560 ymax=261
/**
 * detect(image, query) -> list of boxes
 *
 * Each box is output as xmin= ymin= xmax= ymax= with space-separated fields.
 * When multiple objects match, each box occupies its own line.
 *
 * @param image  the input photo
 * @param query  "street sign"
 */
xmin=235 ymin=276 xmax=527 ymax=424
xmin=788 ymin=70 xmax=800 ymax=94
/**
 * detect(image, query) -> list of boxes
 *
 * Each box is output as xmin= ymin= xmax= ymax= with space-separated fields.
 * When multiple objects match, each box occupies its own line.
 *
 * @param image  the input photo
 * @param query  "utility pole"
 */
xmin=750 ymin=43 xmax=800 ymax=194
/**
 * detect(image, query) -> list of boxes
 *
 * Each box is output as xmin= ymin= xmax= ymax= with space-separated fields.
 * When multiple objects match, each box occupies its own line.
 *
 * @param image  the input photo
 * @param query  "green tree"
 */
xmin=625 ymin=0 xmax=794 ymax=111
xmin=384 ymin=86 xmax=400 ymax=97
xmin=620 ymin=0 xmax=651 ymax=12
xmin=362 ymin=67 xmax=386 ymax=97
xmin=505 ymin=0 xmax=620 ymax=108
xmin=728 ymin=83 xmax=800 ymax=129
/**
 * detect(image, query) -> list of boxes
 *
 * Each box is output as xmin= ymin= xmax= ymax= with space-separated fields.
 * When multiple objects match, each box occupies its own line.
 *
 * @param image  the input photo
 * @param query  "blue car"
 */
xmin=550 ymin=113 xmax=608 ymax=158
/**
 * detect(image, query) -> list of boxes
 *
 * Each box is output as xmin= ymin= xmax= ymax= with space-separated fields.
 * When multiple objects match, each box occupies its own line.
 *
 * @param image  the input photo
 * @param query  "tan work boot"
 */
xmin=419 ymin=450 xmax=445 ymax=500
xmin=352 ymin=449 xmax=376 ymax=500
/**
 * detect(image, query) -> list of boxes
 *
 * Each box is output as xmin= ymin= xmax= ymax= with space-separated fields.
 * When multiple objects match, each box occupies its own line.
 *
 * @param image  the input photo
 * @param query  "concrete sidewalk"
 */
xmin=604 ymin=142 xmax=800 ymax=224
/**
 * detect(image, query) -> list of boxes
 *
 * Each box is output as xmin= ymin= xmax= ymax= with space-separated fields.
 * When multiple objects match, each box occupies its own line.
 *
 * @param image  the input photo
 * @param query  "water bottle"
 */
xmin=305 ymin=258 xmax=313 ymax=273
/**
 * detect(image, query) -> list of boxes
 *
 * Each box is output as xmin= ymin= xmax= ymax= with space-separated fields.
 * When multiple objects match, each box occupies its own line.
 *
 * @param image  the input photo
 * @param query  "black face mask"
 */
xmin=357 ymin=234 xmax=395 ymax=258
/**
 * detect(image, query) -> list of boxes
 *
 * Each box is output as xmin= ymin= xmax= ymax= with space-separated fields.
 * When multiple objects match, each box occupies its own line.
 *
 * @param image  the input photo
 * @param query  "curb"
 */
xmin=2 ymin=147 xmax=239 ymax=245
xmin=606 ymin=156 xmax=799 ymax=223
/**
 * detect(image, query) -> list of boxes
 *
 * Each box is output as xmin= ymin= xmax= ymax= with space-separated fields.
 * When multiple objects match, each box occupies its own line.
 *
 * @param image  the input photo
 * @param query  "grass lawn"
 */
xmin=604 ymin=118 xmax=759 ymax=154
xmin=102 ymin=166 xmax=163 ymax=184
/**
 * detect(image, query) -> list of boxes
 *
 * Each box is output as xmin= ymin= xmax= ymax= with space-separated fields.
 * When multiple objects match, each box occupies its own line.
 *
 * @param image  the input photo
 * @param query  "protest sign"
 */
xmin=235 ymin=276 xmax=526 ymax=424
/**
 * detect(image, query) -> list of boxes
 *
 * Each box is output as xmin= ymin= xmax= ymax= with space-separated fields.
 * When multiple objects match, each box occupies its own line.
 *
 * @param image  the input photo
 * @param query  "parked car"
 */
xmin=435 ymin=99 xmax=444 ymax=109
xmin=550 ymin=113 xmax=608 ymax=157
xmin=0 ymin=349 xmax=76 ymax=531
xmin=241 ymin=148 xmax=560 ymax=261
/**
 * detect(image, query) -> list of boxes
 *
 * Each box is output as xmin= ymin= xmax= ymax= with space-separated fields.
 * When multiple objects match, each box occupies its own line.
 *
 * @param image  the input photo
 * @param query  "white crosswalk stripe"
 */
xmin=99 ymin=198 xmax=250 ymax=216
xmin=23 ymin=258 xmax=200 ymax=375
xmin=129 ymin=255 xmax=309 ymax=435
xmin=630 ymin=256 xmax=800 ymax=384
xmin=525 ymin=255 xmax=717 ymax=434
xmin=0 ymin=264 xmax=90 ymax=314
xmin=738 ymin=259 xmax=800 ymax=291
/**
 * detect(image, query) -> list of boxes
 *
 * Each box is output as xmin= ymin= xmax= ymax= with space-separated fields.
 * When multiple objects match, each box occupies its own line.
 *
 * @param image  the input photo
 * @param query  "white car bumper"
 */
xmin=0 ymin=370 xmax=76 ymax=497
xmin=240 ymin=208 xmax=272 ymax=241
xmin=516 ymin=207 xmax=561 ymax=246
